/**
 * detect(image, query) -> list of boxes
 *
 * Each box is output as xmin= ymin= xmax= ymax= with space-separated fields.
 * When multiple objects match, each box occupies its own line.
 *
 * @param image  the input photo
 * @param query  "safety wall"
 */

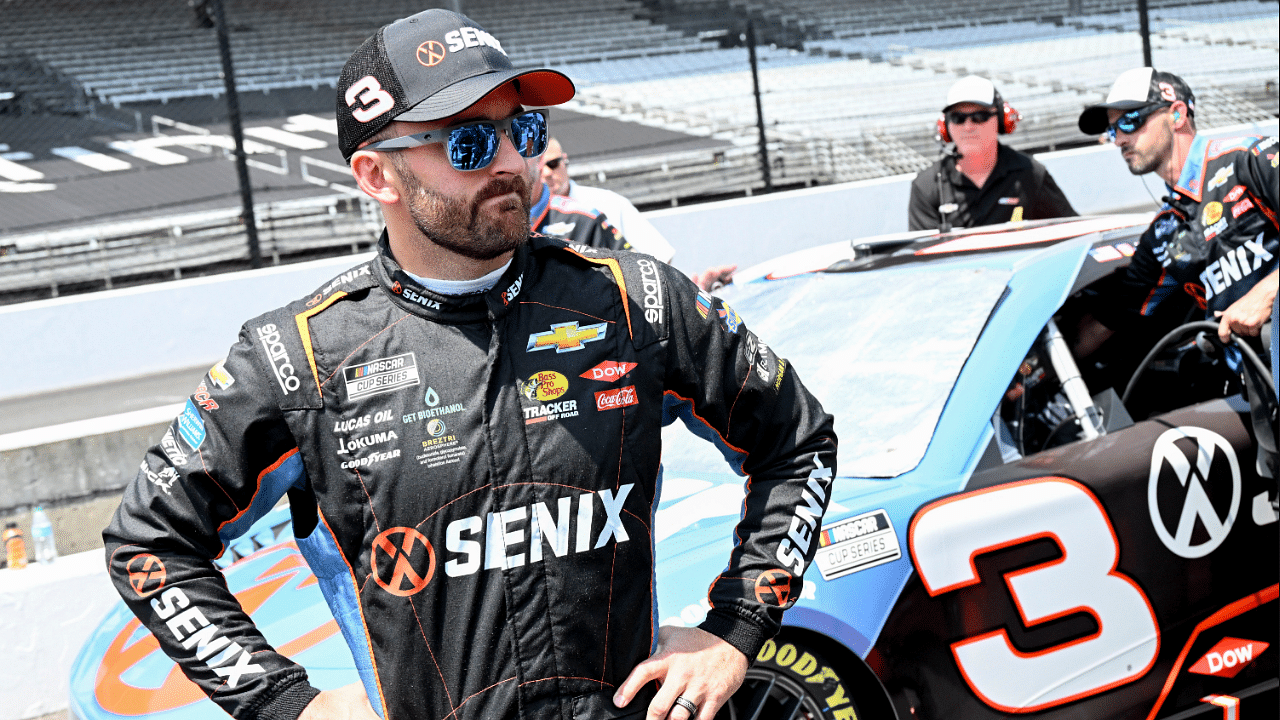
xmin=0 ymin=120 xmax=1273 ymax=403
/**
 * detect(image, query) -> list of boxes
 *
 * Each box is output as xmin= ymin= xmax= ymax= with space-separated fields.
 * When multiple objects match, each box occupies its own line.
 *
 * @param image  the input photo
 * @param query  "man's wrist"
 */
xmin=697 ymin=608 xmax=768 ymax=662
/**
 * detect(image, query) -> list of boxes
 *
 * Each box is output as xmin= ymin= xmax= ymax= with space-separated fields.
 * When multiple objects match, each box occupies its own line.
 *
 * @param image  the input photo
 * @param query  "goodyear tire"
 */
xmin=717 ymin=636 xmax=865 ymax=720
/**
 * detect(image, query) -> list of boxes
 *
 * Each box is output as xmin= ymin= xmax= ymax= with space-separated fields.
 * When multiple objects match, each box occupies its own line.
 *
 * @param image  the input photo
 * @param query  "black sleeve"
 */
xmin=1029 ymin=162 xmax=1077 ymax=220
xmin=655 ymin=264 xmax=838 ymax=658
xmin=102 ymin=324 xmax=320 ymax=720
xmin=908 ymin=164 xmax=943 ymax=232
xmin=1092 ymin=221 xmax=1172 ymax=332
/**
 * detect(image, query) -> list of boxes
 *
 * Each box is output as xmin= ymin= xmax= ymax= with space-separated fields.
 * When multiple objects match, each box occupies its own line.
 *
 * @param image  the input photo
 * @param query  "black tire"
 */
xmin=717 ymin=635 xmax=865 ymax=720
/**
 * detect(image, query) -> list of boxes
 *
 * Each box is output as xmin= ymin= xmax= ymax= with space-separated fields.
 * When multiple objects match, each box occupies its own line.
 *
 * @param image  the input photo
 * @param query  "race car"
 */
xmin=70 ymin=215 xmax=1277 ymax=719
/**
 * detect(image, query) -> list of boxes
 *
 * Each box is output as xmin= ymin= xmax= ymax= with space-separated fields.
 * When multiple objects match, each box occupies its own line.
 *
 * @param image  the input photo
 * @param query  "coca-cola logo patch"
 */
xmin=595 ymin=385 xmax=638 ymax=412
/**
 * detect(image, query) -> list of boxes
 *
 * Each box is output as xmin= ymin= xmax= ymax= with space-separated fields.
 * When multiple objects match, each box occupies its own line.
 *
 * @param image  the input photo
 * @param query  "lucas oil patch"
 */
xmin=813 ymin=509 xmax=901 ymax=581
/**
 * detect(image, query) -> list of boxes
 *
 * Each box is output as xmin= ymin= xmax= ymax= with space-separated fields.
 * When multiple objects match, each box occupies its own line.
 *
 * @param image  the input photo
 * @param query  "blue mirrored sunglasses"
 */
xmin=364 ymin=110 xmax=548 ymax=171
xmin=1106 ymin=102 xmax=1172 ymax=142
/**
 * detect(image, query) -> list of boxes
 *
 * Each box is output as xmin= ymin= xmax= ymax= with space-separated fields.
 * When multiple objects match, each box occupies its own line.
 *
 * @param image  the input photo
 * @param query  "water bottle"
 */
xmin=30 ymin=506 xmax=57 ymax=565
xmin=3 ymin=522 xmax=27 ymax=569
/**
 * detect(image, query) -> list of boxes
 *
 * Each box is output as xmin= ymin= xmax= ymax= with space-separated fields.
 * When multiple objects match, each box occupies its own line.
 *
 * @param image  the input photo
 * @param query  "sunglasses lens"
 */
xmin=971 ymin=111 xmax=993 ymax=123
xmin=947 ymin=110 xmax=993 ymax=125
xmin=447 ymin=124 xmax=500 ymax=171
xmin=509 ymin=112 xmax=548 ymax=158
xmin=1116 ymin=111 xmax=1143 ymax=134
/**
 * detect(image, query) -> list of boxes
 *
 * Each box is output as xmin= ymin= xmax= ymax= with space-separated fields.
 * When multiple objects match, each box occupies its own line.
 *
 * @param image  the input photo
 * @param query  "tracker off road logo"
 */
xmin=127 ymin=554 xmax=167 ymax=598
xmin=754 ymin=568 xmax=792 ymax=606
xmin=1147 ymin=426 xmax=1240 ymax=559
xmin=372 ymin=527 xmax=436 ymax=597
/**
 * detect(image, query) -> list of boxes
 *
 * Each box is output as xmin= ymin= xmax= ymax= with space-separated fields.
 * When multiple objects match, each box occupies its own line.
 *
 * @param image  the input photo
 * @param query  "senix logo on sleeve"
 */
xmin=344 ymin=353 xmax=420 ymax=401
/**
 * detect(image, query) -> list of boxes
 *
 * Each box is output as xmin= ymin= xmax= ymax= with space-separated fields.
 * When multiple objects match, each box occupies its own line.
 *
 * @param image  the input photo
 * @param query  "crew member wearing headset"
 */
xmin=908 ymin=76 xmax=1077 ymax=232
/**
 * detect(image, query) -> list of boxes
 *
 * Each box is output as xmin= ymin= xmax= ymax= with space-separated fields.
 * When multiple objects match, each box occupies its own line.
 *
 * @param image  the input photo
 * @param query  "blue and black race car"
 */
xmin=71 ymin=215 xmax=1277 ymax=720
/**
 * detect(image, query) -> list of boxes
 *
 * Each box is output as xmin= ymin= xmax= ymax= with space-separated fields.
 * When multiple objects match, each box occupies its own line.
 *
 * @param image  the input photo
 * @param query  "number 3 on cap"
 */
xmin=909 ymin=477 xmax=1159 ymax=712
xmin=346 ymin=76 xmax=395 ymax=123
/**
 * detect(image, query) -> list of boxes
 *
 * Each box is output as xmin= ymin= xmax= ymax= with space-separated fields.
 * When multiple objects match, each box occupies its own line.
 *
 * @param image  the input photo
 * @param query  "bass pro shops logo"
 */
xmin=1148 ymin=426 xmax=1241 ymax=559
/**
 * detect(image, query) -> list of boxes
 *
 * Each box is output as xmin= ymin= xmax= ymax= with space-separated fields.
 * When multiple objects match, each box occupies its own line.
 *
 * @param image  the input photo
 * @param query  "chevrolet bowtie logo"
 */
xmin=527 ymin=321 xmax=608 ymax=353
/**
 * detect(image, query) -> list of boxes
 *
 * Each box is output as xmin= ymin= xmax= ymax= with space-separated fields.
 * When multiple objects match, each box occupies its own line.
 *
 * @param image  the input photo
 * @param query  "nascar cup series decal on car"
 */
xmin=444 ymin=484 xmax=632 ymax=576
xmin=343 ymin=353 xmax=420 ymax=401
xmin=581 ymin=360 xmax=637 ymax=382
xmin=1148 ymin=426 xmax=1240 ymax=559
xmin=1188 ymin=637 xmax=1269 ymax=678
xmin=814 ymin=509 xmax=901 ymax=581
xmin=521 ymin=371 xmax=569 ymax=402
xmin=527 ymin=321 xmax=607 ymax=353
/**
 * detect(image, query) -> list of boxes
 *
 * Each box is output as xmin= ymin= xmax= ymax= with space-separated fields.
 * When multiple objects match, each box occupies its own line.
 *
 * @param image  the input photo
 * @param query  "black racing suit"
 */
xmin=1096 ymin=133 xmax=1278 ymax=473
xmin=103 ymin=232 xmax=837 ymax=720
xmin=530 ymin=182 xmax=631 ymax=252
xmin=1099 ymin=134 xmax=1278 ymax=330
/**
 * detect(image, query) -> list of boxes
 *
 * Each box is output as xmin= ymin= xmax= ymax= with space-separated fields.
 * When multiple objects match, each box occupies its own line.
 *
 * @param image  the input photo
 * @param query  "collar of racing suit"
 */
xmin=372 ymin=229 xmax=552 ymax=324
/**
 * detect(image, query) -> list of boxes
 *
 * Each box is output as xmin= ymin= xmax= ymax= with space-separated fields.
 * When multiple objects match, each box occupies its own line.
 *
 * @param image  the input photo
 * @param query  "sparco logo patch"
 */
xmin=344 ymin=353 xmax=420 ymax=400
xmin=637 ymin=257 xmax=664 ymax=325
xmin=257 ymin=324 xmax=300 ymax=394
xmin=527 ymin=321 xmax=608 ymax=353
xmin=151 ymin=587 xmax=264 ymax=688
xmin=582 ymin=360 xmax=637 ymax=382
xmin=595 ymin=385 xmax=638 ymax=411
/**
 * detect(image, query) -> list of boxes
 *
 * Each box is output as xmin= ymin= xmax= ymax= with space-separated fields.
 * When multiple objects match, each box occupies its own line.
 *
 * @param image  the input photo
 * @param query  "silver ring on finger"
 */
xmin=673 ymin=695 xmax=698 ymax=716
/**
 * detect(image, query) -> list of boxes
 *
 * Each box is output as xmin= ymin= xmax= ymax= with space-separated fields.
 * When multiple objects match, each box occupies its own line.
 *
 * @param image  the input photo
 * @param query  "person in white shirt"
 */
xmin=539 ymin=137 xmax=676 ymax=264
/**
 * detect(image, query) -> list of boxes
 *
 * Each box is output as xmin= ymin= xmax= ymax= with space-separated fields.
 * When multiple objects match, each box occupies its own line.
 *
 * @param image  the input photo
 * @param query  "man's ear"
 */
xmin=1170 ymin=100 xmax=1190 ymax=130
xmin=350 ymin=150 xmax=402 ymax=204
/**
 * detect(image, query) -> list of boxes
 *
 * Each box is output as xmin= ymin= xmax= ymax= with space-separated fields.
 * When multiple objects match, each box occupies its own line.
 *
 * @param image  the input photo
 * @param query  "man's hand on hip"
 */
xmin=1216 ymin=268 xmax=1279 ymax=343
xmin=614 ymin=625 xmax=749 ymax=720
xmin=299 ymin=682 xmax=379 ymax=720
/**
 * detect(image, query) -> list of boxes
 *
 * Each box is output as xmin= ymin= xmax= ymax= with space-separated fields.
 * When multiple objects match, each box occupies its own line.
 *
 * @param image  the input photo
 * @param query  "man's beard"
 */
xmin=400 ymin=169 xmax=530 ymax=261
xmin=1124 ymin=149 xmax=1161 ymax=176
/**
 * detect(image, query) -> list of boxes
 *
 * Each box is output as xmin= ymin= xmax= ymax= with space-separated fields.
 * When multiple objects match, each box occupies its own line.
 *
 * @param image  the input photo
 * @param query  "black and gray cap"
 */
xmin=336 ymin=8 xmax=575 ymax=160
xmin=1078 ymin=67 xmax=1195 ymax=134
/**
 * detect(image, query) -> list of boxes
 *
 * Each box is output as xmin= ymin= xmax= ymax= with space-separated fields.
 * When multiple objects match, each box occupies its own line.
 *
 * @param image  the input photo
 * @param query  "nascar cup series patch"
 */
xmin=344 ymin=353 xmax=420 ymax=401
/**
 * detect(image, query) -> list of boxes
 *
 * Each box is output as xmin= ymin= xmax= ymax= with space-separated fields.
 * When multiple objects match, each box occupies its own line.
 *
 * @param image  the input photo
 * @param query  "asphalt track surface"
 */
xmin=0 ymin=87 xmax=730 ymax=235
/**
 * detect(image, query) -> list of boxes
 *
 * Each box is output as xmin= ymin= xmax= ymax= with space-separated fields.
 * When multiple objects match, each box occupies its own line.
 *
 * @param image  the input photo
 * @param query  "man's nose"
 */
xmin=489 ymin=130 xmax=528 ymax=174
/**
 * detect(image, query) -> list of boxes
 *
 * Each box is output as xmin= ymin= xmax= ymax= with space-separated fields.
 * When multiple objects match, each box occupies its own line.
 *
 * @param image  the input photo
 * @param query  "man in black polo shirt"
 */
xmin=908 ymin=76 xmax=1076 ymax=232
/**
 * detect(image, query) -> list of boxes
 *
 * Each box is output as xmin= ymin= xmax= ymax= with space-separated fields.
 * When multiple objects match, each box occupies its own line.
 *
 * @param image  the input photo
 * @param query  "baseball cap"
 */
xmin=1078 ymin=67 xmax=1195 ymax=134
xmin=943 ymin=76 xmax=998 ymax=111
xmin=336 ymin=8 xmax=575 ymax=160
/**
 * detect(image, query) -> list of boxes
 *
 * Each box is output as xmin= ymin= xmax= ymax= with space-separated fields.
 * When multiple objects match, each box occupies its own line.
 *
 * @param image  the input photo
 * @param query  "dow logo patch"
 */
xmin=126 ymin=554 xmax=167 ymax=598
xmin=1147 ymin=426 xmax=1241 ymax=559
xmin=371 ymin=527 xmax=436 ymax=597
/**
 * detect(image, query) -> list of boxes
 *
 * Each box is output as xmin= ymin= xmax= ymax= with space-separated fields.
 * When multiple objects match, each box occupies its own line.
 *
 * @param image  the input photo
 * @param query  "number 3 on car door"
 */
xmin=908 ymin=477 xmax=1159 ymax=712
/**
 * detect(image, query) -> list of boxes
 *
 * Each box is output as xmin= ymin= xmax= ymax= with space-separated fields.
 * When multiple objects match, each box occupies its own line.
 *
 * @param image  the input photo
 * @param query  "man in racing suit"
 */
xmin=1075 ymin=68 xmax=1277 ymax=474
xmin=528 ymin=172 xmax=633 ymax=253
xmin=102 ymin=9 xmax=837 ymax=720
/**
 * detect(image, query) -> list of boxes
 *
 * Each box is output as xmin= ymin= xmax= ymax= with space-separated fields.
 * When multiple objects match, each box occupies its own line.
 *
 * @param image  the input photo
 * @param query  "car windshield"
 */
xmin=661 ymin=263 xmax=1012 ymax=478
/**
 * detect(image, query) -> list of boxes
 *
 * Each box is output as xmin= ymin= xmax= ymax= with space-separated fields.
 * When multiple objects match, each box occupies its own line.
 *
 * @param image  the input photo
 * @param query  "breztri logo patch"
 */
xmin=344 ymin=353 xmax=420 ymax=400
